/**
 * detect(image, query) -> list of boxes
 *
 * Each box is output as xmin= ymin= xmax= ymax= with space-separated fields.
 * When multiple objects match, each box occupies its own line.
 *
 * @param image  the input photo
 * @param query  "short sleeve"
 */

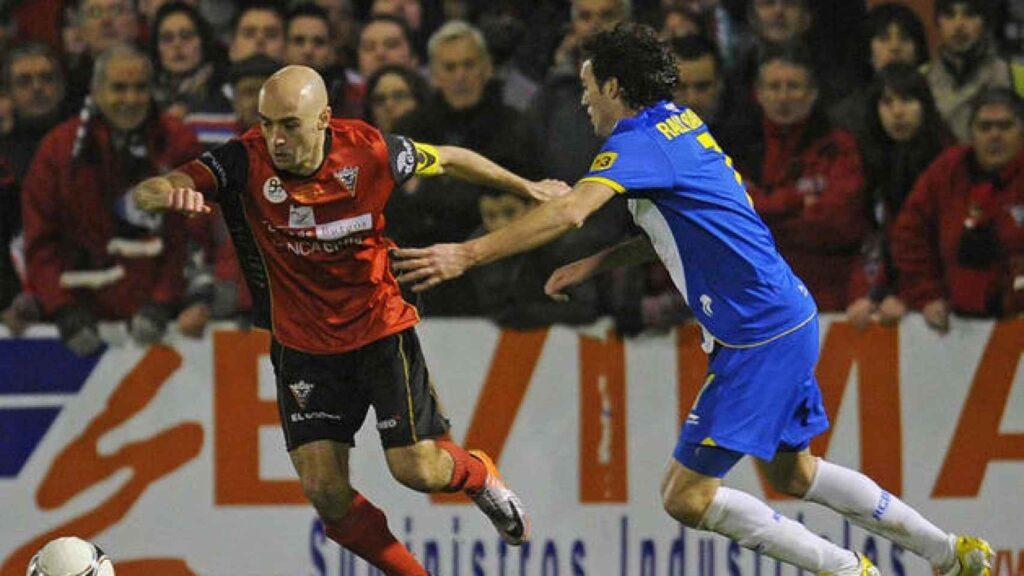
xmin=579 ymin=132 xmax=673 ymax=195
xmin=384 ymin=134 xmax=418 ymax=185
xmin=177 ymin=139 xmax=249 ymax=201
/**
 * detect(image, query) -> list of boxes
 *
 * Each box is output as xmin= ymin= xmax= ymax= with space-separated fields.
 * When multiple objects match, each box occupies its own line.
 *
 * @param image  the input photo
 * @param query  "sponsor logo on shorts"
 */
xmin=376 ymin=415 xmax=401 ymax=430
xmin=263 ymin=176 xmax=288 ymax=204
xmin=289 ymin=380 xmax=315 ymax=409
xmin=290 ymin=411 xmax=342 ymax=423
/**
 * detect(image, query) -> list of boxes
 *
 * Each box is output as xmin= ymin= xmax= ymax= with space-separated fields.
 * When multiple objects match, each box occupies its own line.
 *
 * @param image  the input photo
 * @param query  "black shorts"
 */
xmin=271 ymin=327 xmax=450 ymax=451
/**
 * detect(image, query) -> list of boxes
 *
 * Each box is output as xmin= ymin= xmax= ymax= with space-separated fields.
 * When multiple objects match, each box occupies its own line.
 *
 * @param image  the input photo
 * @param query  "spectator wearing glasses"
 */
xmin=892 ymin=88 xmax=1024 ymax=330
xmin=148 ymin=2 xmax=230 ymax=127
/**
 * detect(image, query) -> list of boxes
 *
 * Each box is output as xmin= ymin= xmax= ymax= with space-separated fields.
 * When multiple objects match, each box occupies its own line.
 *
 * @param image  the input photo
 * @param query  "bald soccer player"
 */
xmin=133 ymin=65 xmax=567 ymax=575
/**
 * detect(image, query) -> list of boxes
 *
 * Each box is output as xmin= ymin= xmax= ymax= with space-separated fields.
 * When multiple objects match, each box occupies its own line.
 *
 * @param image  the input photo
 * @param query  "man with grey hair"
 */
xmin=391 ymin=20 xmax=536 ymax=315
xmin=19 ymin=45 xmax=203 ymax=355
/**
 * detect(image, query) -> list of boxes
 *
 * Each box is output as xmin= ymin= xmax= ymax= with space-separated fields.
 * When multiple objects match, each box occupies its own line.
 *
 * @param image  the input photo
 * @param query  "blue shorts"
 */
xmin=673 ymin=317 xmax=829 ymax=477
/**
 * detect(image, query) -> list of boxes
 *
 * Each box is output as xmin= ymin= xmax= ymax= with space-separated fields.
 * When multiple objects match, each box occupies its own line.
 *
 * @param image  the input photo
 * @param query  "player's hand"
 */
xmin=878 ymin=295 xmax=907 ymax=326
xmin=545 ymin=256 xmax=601 ymax=302
xmin=166 ymin=187 xmax=212 ymax=215
xmin=392 ymin=243 xmax=474 ymax=292
xmin=526 ymin=179 xmax=572 ymax=203
xmin=844 ymin=297 xmax=875 ymax=331
xmin=921 ymin=298 xmax=950 ymax=333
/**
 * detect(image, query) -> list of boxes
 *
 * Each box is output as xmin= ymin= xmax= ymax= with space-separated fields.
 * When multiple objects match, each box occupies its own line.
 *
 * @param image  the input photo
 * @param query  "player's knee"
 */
xmin=387 ymin=448 xmax=443 ymax=492
xmin=662 ymin=488 xmax=712 ymax=527
xmin=301 ymin=473 xmax=354 ymax=521
xmin=773 ymin=473 xmax=812 ymax=498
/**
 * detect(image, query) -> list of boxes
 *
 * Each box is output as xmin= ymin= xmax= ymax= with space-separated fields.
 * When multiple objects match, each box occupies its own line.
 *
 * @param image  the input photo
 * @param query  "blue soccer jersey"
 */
xmin=581 ymin=101 xmax=816 ymax=346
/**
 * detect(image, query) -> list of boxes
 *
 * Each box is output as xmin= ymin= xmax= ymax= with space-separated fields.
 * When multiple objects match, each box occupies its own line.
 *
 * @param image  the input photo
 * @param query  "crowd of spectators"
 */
xmin=1 ymin=0 xmax=1023 ymax=355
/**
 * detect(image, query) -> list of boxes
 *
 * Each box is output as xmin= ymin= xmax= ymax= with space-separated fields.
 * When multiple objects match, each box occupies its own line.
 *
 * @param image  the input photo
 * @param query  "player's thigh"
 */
xmin=661 ymin=458 xmax=723 ymax=527
xmin=361 ymin=328 xmax=450 ymax=449
xmin=289 ymin=439 xmax=353 ymax=503
xmin=758 ymin=448 xmax=819 ymax=498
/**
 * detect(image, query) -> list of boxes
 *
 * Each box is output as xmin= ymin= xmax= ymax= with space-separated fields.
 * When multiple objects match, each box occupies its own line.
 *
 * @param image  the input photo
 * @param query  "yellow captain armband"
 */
xmin=412 ymin=141 xmax=444 ymax=176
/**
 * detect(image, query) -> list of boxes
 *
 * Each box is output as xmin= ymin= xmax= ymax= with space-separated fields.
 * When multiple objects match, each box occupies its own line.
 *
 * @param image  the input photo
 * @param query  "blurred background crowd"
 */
xmin=1 ymin=0 xmax=1024 ymax=356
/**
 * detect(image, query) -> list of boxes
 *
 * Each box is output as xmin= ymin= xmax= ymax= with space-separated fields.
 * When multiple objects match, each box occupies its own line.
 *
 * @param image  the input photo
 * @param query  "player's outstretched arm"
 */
xmin=544 ymin=235 xmax=657 ymax=301
xmin=433 ymin=145 xmax=571 ymax=202
xmin=133 ymin=171 xmax=212 ymax=215
xmin=393 ymin=179 xmax=617 ymax=292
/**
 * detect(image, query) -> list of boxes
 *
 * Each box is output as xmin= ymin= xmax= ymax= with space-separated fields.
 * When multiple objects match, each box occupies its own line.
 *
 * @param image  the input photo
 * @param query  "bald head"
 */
xmin=259 ymin=64 xmax=328 ymax=115
xmin=258 ymin=65 xmax=332 ymax=175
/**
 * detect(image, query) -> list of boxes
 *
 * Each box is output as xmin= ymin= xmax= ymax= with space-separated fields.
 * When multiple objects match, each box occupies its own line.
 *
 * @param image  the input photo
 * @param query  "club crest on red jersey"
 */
xmin=334 ymin=166 xmax=359 ymax=197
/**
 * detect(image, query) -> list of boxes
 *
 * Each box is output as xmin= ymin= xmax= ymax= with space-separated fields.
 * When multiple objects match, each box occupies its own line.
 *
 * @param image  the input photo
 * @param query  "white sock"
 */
xmin=702 ymin=486 xmax=860 ymax=574
xmin=804 ymin=459 xmax=956 ymax=570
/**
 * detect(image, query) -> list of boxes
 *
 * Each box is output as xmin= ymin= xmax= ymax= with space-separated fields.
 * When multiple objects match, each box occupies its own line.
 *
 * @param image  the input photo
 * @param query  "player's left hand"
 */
xmin=392 ymin=243 xmax=473 ymax=292
xmin=526 ymin=179 xmax=572 ymax=202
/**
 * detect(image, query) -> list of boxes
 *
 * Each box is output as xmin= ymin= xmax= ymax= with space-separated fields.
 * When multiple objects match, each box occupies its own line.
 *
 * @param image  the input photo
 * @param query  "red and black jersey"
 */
xmin=178 ymin=118 xmax=428 ymax=353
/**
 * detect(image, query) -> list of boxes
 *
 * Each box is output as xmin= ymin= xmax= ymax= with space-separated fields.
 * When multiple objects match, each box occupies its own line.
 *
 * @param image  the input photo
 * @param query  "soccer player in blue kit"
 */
xmin=393 ymin=24 xmax=994 ymax=576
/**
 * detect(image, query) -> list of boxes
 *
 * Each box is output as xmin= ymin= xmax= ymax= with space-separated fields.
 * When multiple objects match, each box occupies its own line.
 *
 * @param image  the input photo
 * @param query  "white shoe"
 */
xmin=468 ymin=450 xmax=530 ymax=545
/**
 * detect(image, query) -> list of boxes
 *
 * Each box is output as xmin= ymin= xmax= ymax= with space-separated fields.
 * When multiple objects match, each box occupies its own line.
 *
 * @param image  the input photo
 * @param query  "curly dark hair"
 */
xmin=581 ymin=23 xmax=678 ymax=110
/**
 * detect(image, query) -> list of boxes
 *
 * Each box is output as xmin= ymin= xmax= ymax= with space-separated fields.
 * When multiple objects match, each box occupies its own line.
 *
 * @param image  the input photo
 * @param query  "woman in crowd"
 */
xmin=363 ymin=63 xmax=428 ymax=134
xmin=831 ymin=2 xmax=929 ymax=132
xmin=854 ymin=63 xmax=953 ymax=326
xmin=149 ymin=1 xmax=229 ymax=119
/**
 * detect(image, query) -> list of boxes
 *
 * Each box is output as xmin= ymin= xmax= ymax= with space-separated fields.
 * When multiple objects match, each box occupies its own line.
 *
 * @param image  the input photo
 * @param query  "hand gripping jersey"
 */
xmin=178 ymin=118 xmax=437 ymax=353
xmin=581 ymin=101 xmax=817 ymax=347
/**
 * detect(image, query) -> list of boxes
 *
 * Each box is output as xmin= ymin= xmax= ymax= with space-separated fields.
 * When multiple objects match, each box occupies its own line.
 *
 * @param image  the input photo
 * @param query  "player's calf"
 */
xmin=385 ymin=441 xmax=455 ymax=492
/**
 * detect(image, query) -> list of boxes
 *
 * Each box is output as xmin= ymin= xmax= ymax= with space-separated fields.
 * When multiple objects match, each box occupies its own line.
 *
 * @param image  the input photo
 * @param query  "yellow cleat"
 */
xmin=820 ymin=553 xmax=880 ymax=576
xmin=945 ymin=536 xmax=994 ymax=576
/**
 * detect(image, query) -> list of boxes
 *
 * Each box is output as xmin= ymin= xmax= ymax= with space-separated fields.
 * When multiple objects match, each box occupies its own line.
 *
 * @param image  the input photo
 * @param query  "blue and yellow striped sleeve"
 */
xmin=579 ymin=133 xmax=673 ymax=196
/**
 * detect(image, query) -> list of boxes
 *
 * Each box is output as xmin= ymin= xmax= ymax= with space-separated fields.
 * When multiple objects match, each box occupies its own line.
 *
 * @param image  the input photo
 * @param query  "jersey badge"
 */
xmin=263 ymin=176 xmax=287 ymax=204
xmin=590 ymin=152 xmax=618 ymax=172
xmin=333 ymin=166 xmax=359 ymax=197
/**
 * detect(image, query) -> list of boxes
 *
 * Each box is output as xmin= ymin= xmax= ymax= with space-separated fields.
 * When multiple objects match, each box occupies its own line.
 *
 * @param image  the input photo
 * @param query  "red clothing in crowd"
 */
xmin=891 ymin=146 xmax=1024 ymax=316
xmin=744 ymin=119 xmax=872 ymax=311
xmin=178 ymin=118 xmax=419 ymax=353
xmin=22 ymin=113 xmax=201 ymax=318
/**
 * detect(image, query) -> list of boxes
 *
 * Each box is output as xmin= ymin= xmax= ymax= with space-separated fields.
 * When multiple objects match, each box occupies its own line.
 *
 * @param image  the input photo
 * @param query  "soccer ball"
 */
xmin=26 ymin=537 xmax=114 ymax=576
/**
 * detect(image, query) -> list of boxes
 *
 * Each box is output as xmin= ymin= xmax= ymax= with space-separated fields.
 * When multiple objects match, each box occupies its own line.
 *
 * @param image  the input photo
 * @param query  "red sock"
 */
xmin=324 ymin=493 xmax=428 ymax=576
xmin=435 ymin=439 xmax=487 ymax=495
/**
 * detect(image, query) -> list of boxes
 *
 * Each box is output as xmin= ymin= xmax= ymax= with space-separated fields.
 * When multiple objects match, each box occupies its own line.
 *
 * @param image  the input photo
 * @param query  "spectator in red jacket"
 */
xmin=892 ymin=88 xmax=1024 ymax=331
xmin=720 ymin=45 xmax=871 ymax=314
xmin=21 ymin=45 xmax=202 ymax=355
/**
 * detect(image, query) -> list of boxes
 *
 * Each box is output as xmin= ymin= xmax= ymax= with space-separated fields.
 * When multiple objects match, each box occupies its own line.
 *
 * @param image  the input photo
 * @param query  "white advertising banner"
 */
xmin=0 ymin=316 xmax=1021 ymax=576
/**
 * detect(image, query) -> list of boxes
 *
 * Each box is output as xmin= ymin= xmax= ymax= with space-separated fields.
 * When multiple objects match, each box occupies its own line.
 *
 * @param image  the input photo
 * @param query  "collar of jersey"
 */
xmin=611 ymin=100 xmax=673 ymax=136
xmin=274 ymin=131 xmax=333 ymax=182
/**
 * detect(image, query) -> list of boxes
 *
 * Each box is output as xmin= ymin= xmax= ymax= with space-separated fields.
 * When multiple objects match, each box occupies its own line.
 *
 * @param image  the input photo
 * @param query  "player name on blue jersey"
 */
xmin=580 ymin=101 xmax=817 ymax=347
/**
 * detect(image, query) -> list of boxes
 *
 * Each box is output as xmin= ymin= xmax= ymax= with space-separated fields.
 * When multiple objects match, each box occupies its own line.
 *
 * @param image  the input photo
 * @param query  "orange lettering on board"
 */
xmin=579 ymin=331 xmax=628 ymax=502
xmin=933 ymin=320 xmax=1024 ymax=498
xmin=431 ymin=329 xmax=548 ymax=504
xmin=1 ymin=346 xmax=202 ymax=576
xmin=675 ymin=322 xmax=902 ymax=500
xmin=809 ymin=322 xmax=902 ymax=496
xmin=992 ymin=549 xmax=1024 ymax=576
xmin=214 ymin=330 xmax=305 ymax=504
